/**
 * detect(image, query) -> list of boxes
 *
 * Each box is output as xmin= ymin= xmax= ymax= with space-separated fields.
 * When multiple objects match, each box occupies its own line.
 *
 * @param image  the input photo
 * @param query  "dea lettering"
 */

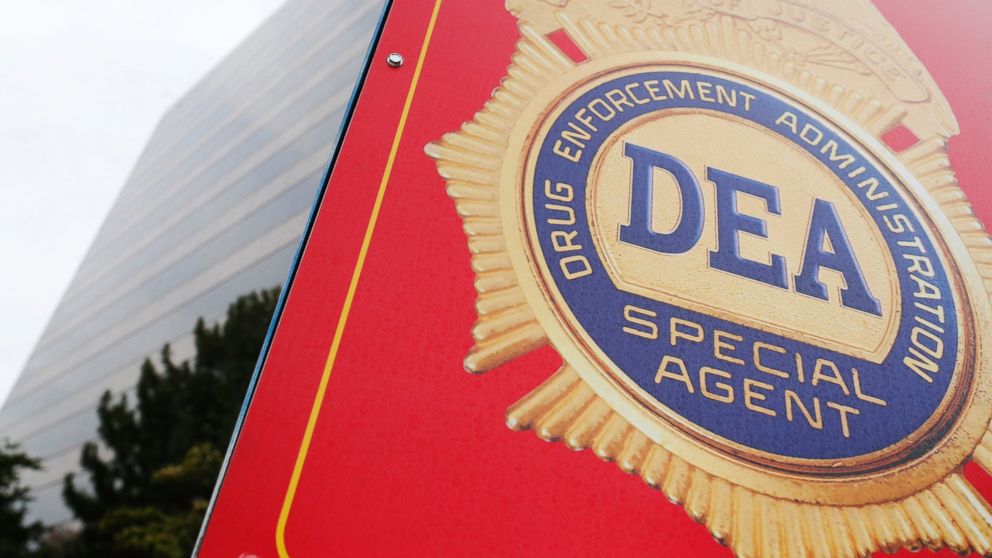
xmin=427 ymin=1 xmax=992 ymax=556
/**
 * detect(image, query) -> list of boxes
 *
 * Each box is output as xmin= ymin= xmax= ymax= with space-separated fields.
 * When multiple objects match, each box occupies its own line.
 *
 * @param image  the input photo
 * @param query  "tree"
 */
xmin=0 ymin=441 xmax=43 ymax=557
xmin=61 ymin=288 xmax=280 ymax=558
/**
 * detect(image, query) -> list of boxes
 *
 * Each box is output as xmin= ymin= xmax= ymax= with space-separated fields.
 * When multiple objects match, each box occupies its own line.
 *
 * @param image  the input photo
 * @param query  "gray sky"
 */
xmin=0 ymin=0 xmax=285 ymax=408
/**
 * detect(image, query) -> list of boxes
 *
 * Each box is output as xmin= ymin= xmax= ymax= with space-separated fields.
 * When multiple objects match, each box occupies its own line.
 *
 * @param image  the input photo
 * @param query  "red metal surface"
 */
xmin=198 ymin=1 xmax=992 ymax=556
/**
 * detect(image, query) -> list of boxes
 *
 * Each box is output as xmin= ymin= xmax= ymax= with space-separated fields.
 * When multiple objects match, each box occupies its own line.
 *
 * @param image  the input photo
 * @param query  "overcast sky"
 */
xmin=0 ymin=0 xmax=285 ymax=409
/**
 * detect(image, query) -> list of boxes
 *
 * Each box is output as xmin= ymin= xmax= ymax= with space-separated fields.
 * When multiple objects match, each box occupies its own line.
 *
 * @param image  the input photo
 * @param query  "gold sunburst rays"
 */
xmin=976 ymin=433 xmax=992 ymax=474
xmin=427 ymin=8 xmax=992 ymax=558
xmin=425 ymin=23 xmax=576 ymax=372
xmin=898 ymin=134 xmax=992 ymax=486
xmin=500 ymin=364 xmax=992 ymax=558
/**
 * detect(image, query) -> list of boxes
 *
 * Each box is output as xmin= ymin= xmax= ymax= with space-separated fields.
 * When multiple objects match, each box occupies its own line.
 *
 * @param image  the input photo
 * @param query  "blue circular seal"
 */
xmin=530 ymin=70 xmax=961 ymax=462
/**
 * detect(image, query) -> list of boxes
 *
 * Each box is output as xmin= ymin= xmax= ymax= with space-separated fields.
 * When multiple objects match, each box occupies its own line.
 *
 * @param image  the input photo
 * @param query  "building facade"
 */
xmin=0 ymin=0 xmax=384 ymax=523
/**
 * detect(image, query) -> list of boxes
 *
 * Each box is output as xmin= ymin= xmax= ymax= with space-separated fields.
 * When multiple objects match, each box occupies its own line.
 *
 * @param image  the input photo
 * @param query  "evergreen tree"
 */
xmin=0 ymin=441 xmax=43 ymax=557
xmin=61 ymin=288 xmax=279 ymax=558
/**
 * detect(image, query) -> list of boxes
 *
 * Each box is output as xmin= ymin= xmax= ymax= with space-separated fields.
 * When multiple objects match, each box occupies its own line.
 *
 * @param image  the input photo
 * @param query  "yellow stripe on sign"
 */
xmin=275 ymin=1 xmax=444 ymax=555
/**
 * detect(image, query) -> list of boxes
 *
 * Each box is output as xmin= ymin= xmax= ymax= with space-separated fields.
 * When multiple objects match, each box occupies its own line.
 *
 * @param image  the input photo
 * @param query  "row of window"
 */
xmin=1 ymin=240 xmax=299 ymax=429
xmin=111 ymin=0 xmax=354 ymax=203
xmin=21 ymin=108 xmax=343 ymax=378
xmin=47 ymin=60 xmax=358 ymax=329
xmin=76 ymin=0 xmax=382 ymax=269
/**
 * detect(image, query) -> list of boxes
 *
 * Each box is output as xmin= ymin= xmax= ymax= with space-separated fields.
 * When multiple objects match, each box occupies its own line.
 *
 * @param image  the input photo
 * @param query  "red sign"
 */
xmin=198 ymin=1 xmax=992 ymax=556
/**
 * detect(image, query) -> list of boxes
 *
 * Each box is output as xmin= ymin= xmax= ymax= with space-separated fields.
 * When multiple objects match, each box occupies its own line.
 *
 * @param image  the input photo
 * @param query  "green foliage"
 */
xmin=61 ymin=288 xmax=279 ymax=557
xmin=0 ymin=441 xmax=43 ymax=557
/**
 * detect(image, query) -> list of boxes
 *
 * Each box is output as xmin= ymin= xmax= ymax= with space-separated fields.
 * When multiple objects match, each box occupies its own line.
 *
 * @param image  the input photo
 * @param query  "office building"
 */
xmin=0 ymin=0 xmax=384 ymax=522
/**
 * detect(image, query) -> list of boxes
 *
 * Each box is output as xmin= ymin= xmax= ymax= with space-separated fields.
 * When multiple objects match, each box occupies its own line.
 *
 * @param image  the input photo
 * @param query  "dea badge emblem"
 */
xmin=427 ymin=1 xmax=992 ymax=556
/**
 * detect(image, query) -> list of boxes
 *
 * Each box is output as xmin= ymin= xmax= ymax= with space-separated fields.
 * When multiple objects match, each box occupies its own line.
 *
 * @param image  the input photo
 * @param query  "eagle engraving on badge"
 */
xmin=426 ymin=1 xmax=992 ymax=556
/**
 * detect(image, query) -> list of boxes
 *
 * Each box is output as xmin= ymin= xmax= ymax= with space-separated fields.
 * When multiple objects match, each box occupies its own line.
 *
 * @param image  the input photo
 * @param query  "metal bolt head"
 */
xmin=386 ymin=53 xmax=404 ymax=67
